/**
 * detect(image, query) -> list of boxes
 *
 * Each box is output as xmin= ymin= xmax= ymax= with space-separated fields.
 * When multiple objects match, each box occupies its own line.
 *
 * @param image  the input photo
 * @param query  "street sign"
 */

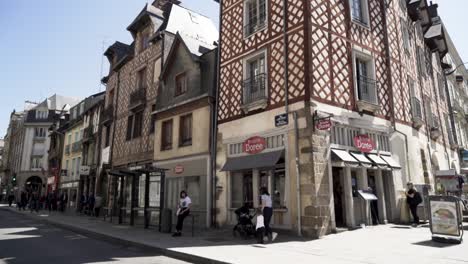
xmin=80 ymin=165 xmax=90 ymax=176
xmin=275 ymin=113 xmax=289 ymax=127
xmin=174 ymin=165 xmax=184 ymax=174
xmin=315 ymin=117 xmax=332 ymax=130
xmin=353 ymin=135 xmax=375 ymax=153
xmin=243 ymin=136 xmax=267 ymax=154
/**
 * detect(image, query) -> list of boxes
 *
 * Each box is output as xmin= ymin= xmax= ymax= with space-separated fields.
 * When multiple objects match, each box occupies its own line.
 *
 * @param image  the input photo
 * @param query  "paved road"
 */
xmin=0 ymin=208 xmax=190 ymax=264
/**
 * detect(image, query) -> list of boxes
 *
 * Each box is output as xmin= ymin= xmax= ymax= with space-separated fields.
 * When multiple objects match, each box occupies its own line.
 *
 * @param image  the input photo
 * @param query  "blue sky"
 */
xmin=0 ymin=0 xmax=466 ymax=137
xmin=0 ymin=0 xmax=219 ymax=137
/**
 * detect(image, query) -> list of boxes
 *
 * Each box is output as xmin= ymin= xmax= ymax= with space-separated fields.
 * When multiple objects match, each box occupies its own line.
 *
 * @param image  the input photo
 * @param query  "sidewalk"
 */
xmin=2 ymin=205 xmax=468 ymax=264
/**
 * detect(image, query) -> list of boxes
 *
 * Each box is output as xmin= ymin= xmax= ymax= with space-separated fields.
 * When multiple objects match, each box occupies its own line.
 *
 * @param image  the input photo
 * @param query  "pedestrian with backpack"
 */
xmin=406 ymin=182 xmax=423 ymax=227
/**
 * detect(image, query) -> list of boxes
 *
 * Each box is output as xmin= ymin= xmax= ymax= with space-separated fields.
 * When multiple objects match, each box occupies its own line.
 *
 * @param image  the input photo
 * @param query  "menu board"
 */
xmin=429 ymin=196 xmax=461 ymax=237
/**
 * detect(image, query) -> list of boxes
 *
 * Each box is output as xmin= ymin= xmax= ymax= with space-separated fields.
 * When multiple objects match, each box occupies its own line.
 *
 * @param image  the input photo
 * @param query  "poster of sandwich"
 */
xmin=430 ymin=199 xmax=460 ymax=237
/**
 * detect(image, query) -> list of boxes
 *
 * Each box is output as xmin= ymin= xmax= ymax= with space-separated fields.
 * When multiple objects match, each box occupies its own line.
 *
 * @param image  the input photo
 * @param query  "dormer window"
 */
xmin=36 ymin=110 xmax=48 ymax=120
xmin=175 ymin=72 xmax=188 ymax=96
xmin=139 ymin=30 xmax=150 ymax=52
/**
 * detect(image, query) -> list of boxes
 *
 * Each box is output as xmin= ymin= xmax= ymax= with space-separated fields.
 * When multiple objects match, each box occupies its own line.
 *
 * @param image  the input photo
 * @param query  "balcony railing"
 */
xmin=411 ymin=97 xmax=423 ymax=119
xmin=357 ymin=75 xmax=378 ymax=105
xmin=101 ymin=104 xmax=114 ymax=124
xmin=243 ymin=73 xmax=267 ymax=105
xmin=65 ymin=145 xmax=71 ymax=155
xmin=244 ymin=18 xmax=266 ymax=36
xmin=129 ymin=88 xmax=146 ymax=111
xmin=82 ymin=126 xmax=94 ymax=143
xmin=72 ymin=141 xmax=82 ymax=153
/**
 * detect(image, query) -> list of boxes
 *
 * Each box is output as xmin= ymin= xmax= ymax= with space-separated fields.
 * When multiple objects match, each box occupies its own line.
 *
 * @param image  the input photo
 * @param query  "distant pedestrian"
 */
xmin=20 ymin=191 xmax=28 ymax=211
xmin=29 ymin=192 xmax=39 ymax=213
xmin=255 ymin=208 xmax=265 ymax=244
xmin=8 ymin=194 xmax=14 ymax=207
xmin=88 ymin=194 xmax=95 ymax=216
xmin=406 ymin=182 xmax=422 ymax=227
xmin=172 ymin=190 xmax=191 ymax=237
xmin=94 ymin=195 xmax=103 ymax=217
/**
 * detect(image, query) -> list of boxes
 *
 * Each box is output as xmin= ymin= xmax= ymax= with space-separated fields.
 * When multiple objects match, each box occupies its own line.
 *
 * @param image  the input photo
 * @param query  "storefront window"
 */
xmin=231 ymin=171 xmax=253 ymax=208
xmin=185 ymin=176 xmax=200 ymax=207
xmin=273 ymin=165 xmax=286 ymax=209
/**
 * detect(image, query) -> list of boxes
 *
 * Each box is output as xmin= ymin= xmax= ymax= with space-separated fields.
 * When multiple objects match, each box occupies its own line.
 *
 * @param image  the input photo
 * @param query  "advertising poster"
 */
xmin=430 ymin=199 xmax=460 ymax=237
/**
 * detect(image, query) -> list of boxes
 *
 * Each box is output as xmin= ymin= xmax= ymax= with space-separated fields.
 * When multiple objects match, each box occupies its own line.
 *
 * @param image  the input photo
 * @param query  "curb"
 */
xmin=2 ymin=208 xmax=230 ymax=264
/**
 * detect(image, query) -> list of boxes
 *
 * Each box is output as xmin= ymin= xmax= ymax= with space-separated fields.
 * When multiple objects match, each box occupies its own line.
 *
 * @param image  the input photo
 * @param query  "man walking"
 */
xmin=406 ymin=182 xmax=422 ymax=227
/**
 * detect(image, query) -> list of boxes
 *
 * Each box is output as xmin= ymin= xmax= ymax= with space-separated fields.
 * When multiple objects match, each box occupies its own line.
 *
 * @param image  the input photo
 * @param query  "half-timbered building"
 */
xmin=216 ymin=0 xmax=455 ymax=237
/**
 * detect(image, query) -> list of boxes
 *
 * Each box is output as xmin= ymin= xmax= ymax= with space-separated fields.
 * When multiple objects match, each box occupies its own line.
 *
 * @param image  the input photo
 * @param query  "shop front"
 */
xmin=155 ymin=155 xmax=210 ymax=228
xmin=60 ymin=181 xmax=79 ymax=209
xmin=221 ymin=133 xmax=291 ymax=229
xmin=329 ymin=125 xmax=401 ymax=229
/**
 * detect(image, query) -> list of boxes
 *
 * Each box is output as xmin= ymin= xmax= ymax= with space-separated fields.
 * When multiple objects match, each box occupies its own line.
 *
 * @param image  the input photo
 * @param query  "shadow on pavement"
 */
xmin=412 ymin=240 xmax=459 ymax=248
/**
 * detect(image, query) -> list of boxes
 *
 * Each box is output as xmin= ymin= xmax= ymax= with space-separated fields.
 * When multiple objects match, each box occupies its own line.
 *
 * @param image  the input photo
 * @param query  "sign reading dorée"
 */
xmin=353 ymin=135 xmax=375 ymax=153
xmin=315 ymin=117 xmax=332 ymax=130
xmin=275 ymin=113 xmax=289 ymax=127
xmin=174 ymin=165 xmax=184 ymax=174
xmin=243 ymin=136 xmax=267 ymax=154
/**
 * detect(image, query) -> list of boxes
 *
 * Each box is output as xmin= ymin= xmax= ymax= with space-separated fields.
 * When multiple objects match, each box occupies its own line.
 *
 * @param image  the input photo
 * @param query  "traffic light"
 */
xmin=12 ymin=175 xmax=17 ymax=186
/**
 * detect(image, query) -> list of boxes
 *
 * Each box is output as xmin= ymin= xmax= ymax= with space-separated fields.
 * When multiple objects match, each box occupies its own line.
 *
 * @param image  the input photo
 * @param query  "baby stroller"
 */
xmin=233 ymin=204 xmax=256 ymax=239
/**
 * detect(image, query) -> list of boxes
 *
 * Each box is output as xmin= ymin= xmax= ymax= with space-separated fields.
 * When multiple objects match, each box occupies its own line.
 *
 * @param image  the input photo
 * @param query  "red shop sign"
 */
xmin=174 ymin=165 xmax=184 ymax=174
xmin=315 ymin=118 xmax=332 ymax=130
xmin=353 ymin=135 xmax=375 ymax=153
xmin=243 ymin=136 xmax=267 ymax=154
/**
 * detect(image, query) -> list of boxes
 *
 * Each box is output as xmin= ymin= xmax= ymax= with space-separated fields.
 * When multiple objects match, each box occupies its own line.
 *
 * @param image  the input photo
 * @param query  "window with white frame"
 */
xmin=31 ymin=157 xmax=42 ymax=169
xmin=243 ymin=51 xmax=267 ymax=105
xmin=35 ymin=127 xmax=46 ymax=138
xmin=244 ymin=0 xmax=266 ymax=36
xmin=350 ymin=0 xmax=369 ymax=26
xmin=354 ymin=52 xmax=377 ymax=104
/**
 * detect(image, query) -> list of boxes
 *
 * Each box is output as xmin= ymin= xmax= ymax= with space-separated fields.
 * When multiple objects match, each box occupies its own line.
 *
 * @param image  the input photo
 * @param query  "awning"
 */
xmin=221 ymin=150 xmax=283 ymax=171
xmin=108 ymin=170 xmax=127 ymax=177
xmin=331 ymin=149 xmax=359 ymax=167
xmin=366 ymin=154 xmax=388 ymax=168
xmin=350 ymin=152 xmax=373 ymax=167
xmin=380 ymin=155 xmax=402 ymax=169
xmin=435 ymin=170 xmax=457 ymax=177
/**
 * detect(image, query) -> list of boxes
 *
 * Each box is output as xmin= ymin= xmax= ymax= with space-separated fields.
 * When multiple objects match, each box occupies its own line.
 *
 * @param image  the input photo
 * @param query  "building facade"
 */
xmin=101 ymin=0 xmax=218 ymax=226
xmin=60 ymin=100 xmax=86 ymax=208
xmin=153 ymin=33 xmax=218 ymax=228
xmin=216 ymin=0 xmax=455 ymax=237
xmin=7 ymin=96 xmax=80 ymax=198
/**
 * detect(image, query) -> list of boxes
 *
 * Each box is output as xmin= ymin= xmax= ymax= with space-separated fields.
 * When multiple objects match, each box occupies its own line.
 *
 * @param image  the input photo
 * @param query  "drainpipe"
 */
xmin=381 ymin=0 xmax=412 ymax=181
xmin=209 ymin=0 xmax=223 ymax=228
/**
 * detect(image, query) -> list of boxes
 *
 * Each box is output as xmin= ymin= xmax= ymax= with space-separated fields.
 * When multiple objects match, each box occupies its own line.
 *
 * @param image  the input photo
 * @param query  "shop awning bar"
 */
xmin=221 ymin=150 xmax=283 ymax=171
xmin=435 ymin=169 xmax=457 ymax=177
xmin=331 ymin=149 xmax=359 ymax=167
xmin=350 ymin=152 xmax=373 ymax=168
xmin=366 ymin=154 xmax=389 ymax=169
xmin=380 ymin=155 xmax=402 ymax=169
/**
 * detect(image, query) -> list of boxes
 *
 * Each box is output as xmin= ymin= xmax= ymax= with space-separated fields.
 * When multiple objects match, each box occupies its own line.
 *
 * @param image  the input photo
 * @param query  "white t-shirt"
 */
xmin=179 ymin=196 xmax=192 ymax=208
xmin=256 ymin=215 xmax=265 ymax=230
xmin=261 ymin=194 xmax=272 ymax=208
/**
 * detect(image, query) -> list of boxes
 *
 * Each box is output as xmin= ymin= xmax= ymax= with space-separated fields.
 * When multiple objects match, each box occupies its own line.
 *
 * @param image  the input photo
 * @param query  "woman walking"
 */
xmin=173 ymin=190 xmax=191 ymax=237
xmin=260 ymin=187 xmax=276 ymax=242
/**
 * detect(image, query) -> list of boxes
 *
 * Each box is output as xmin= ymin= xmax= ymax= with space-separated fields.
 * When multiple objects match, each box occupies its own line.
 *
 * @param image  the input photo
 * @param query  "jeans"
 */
xmin=263 ymin=207 xmax=273 ymax=237
xmin=176 ymin=209 xmax=190 ymax=232
xmin=409 ymin=204 xmax=419 ymax=224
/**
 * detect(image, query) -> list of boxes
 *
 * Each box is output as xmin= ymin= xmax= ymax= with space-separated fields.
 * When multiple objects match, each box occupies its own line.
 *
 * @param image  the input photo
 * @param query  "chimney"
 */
xmin=151 ymin=0 xmax=181 ymax=9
